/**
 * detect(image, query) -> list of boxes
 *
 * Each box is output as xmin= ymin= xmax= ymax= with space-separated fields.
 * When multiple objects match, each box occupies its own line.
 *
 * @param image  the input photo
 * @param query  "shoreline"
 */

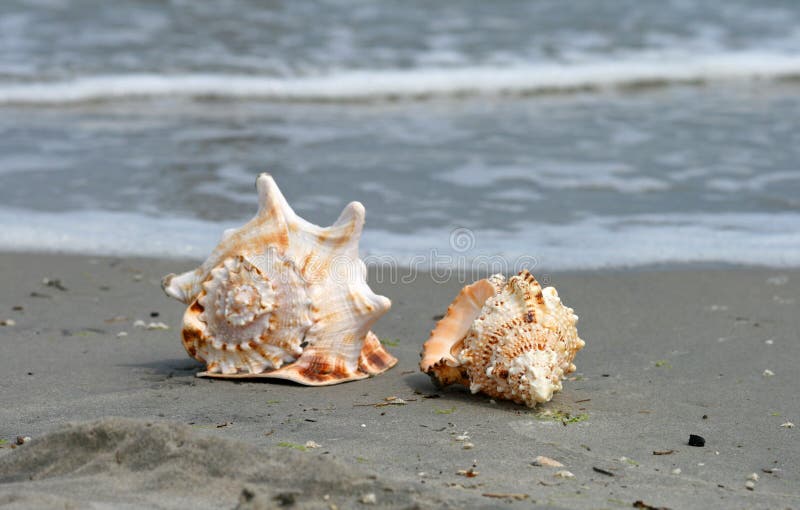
xmin=1 ymin=251 xmax=798 ymax=508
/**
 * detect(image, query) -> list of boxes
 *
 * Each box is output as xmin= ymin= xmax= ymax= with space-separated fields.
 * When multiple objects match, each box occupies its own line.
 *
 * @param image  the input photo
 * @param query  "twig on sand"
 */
xmin=353 ymin=396 xmax=416 ymax=407
xmin=482 ymin=493 xmax=528 ymax=501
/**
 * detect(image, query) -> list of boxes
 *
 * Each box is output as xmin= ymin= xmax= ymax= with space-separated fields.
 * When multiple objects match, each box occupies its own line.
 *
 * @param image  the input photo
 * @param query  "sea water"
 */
xmin=1 ymin=0 xmax=799 ymax=269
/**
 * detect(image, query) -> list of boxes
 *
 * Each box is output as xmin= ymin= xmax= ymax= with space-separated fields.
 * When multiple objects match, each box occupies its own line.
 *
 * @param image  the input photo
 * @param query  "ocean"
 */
xmin=1 ymin=0 xmax=799 ymax=269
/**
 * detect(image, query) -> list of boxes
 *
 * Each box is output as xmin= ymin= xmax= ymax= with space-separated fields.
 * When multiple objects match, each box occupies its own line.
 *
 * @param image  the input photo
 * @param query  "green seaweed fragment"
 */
xmin=277 ymin=442 xmax=307 ymax=451
xmin=380 ymin=338 xmax=400 ymax=347
xmin=535 ymin=409 xmax=589 ymax=424
xmin=435 ymin=407 xmax=456 ymax=415
xmin=654 ymin=360 xmax=671 ymax=368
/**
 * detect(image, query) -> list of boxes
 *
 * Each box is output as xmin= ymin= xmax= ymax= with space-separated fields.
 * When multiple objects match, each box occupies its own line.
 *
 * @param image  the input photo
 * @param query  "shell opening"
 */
xmin=420 ymin=278 xmax=498 ymax=381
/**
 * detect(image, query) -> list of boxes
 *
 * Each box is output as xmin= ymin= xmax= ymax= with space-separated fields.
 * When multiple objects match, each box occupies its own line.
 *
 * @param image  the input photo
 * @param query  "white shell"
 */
xmin=162 ymin=173 xmax=396 ymax=385
xmin=420 ymin=270 xmax=584 ymax=407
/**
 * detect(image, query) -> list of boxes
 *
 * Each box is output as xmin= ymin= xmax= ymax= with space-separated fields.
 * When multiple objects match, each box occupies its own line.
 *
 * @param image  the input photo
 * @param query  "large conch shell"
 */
xmin=420 ymin=270 xmax=584 ymax=407
xmin=162 ymin=173 xmax=396 ymax=385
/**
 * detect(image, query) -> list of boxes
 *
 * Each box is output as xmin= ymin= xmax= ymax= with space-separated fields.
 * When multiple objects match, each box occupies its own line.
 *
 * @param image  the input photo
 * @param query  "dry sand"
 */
xmin=0 ymin=253 xmax=798 ymax=509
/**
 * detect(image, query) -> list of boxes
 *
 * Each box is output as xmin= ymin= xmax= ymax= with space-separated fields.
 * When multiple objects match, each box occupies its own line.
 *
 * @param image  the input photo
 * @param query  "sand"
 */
xmin=0 ymin=252 xmax=798 ymax=509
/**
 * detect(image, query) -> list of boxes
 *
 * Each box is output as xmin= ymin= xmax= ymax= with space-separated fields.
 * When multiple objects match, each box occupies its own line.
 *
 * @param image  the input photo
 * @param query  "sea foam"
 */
xmin=1 ymin=52 xmax=800 ymax=104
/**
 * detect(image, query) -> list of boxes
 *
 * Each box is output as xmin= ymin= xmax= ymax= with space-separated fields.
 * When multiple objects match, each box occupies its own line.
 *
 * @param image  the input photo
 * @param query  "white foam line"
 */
xmin=2 ymin=52 xmax=800 ymax=104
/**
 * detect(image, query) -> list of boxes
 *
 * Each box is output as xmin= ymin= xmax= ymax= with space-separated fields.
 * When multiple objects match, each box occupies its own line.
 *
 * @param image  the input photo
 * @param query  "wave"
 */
xmin=2 ymin=52 xmax=800 ymax=104
xmin=1 ymin=207 xmax=799 ymax=269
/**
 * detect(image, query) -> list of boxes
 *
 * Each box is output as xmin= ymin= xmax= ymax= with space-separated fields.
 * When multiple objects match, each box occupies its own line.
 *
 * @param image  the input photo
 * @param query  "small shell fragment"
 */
xmin=359 ymin=493 xmax=377 ymax=505
xmin=532 ymin=455 xmax=564 ymax=468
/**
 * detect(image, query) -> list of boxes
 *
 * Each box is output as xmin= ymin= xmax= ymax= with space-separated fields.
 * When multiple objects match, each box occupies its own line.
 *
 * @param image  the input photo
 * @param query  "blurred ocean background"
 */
xmin=1 ymin=0 xmax=799 ymax=269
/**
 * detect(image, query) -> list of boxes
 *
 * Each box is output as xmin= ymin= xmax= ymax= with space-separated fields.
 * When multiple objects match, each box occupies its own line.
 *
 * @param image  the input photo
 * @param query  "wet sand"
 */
xmin=0 ymin=252 xmax=798 ymax=509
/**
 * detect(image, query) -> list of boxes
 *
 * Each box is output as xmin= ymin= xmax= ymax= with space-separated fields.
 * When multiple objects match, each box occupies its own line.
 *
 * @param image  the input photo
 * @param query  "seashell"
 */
xmin=162 ymin=173 xmax=396 ymax=385
xmin=420 ymin=270 xmax=584 ymax=407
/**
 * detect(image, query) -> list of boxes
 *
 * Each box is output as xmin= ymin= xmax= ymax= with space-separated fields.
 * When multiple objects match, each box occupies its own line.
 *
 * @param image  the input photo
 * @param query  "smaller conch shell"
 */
xmin=420 ymin=270 xmax=584 ymax=407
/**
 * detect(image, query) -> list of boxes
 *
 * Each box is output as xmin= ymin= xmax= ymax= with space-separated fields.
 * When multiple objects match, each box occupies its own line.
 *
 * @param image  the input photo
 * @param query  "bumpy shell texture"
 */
xmin=162 ymin=173 xmax=396 ymax=385
xmin=420 ymin=270 xmax=584 ymax=407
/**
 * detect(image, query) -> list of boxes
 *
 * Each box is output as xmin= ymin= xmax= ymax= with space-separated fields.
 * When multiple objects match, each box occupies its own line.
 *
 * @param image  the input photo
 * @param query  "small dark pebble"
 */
xmin=633 ymin=501 xmax=670 ymax=510
xmin=432 ymin=314 xmax=444 ymax=321
xmin=15 ymin=436 xmax=25 ymax=445
xmin=150 ymin=311 xmax=160 ymax=317
xmin=99 ymin=286 xmax=111 ymax=291
xmin=26 ymin=372 xmax=33 ymax=376
xmin=702 ymin=414 xmax=708 ymax=420
xmin=44 ymin=279 xmax=68 ymax=291
xmin=304 ymin=418 xmax=317 ymax=422
xmin=273 ymin=492 xmax=296 ymax=506
xmin=602 ymin=374 xmax=610 ymax=377
xmin=12 ymin=306 xmax=23 ymax=311
xmin=299 ymin=341 xmax=308 ymax=348
xmin=688 ymin=434 xmax=705 ymax=447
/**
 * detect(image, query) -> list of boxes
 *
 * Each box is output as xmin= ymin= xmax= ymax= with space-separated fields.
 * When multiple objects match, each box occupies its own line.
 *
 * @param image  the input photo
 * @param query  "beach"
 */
xmin=2 ymin=0 xmax=800 ymax=508
xmin=1 ymin=252 xmax=797 ymax=509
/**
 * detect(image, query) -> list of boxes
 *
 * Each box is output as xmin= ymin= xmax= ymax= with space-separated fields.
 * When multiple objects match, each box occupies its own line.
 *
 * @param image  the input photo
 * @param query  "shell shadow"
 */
xmin=121 ymin=359 xmax=313 ymax=386
xmin=402 ymin=371 xmax=553 ymax=413
xmin=120 ymin=358 xmax=203 ymax=376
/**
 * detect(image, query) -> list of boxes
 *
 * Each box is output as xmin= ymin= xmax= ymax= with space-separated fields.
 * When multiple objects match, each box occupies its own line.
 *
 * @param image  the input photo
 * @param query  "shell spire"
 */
xmin=420 ymin=270 xmax=585 ymax=407
xmin=162 ymin=173 xmax=396 ymax=385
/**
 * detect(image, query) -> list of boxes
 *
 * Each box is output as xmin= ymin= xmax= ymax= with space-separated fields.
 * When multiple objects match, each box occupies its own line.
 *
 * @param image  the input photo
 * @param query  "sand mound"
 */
xmin=0 ymin=418 xmax=461 ymax=509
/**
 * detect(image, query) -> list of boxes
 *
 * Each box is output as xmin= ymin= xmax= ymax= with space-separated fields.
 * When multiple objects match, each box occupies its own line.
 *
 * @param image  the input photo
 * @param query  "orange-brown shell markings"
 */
xmin=420 ymin=270 xmax=584 ymax=407
xmin=163 ymin=173 xmax=395 ymax=385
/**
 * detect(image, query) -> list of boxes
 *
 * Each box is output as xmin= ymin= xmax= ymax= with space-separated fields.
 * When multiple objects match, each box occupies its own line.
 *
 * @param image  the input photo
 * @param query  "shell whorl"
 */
xmin=185 ymin=251 xmax=314 ymax=374
xmin=421 ymin=270 xmax=584 ymax=407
